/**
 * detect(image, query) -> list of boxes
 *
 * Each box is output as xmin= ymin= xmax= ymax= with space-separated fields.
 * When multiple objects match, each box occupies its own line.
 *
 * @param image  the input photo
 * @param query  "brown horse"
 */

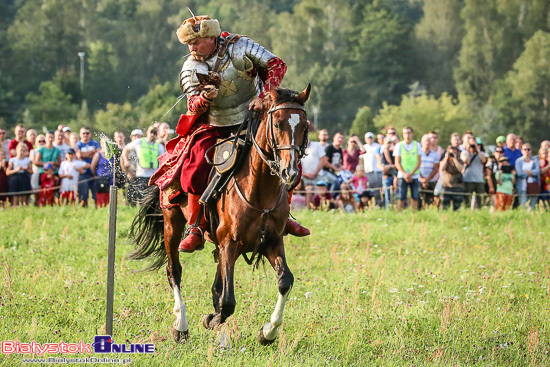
xmin=129 ymin=85 xmax=311 ymax=345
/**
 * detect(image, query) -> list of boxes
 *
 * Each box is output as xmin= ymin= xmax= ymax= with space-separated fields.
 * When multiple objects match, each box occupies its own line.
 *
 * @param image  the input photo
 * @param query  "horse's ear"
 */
xmin=297 ymin=83 xmax=311 ymax=104
xmin=269 ymin=86 xmax=279 ymax=102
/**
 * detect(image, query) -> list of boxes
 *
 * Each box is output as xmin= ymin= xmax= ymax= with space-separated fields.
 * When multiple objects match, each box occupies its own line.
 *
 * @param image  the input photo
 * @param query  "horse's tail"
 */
xmin=127 ymin=185 xmax=167 ymax=271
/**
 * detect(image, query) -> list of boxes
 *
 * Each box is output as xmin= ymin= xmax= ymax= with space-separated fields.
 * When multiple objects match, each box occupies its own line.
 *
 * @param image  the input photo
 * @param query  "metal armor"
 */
xmin=180 ymin=36 xmax=276 ymax=127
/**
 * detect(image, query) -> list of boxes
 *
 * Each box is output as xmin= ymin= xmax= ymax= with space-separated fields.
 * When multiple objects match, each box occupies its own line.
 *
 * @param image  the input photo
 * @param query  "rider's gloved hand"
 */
xmin=248 ymin=97 xmax=263 ymax=112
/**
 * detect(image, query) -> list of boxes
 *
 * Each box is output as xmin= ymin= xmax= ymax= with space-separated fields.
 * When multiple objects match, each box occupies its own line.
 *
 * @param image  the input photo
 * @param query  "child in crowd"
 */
xmin=6 ymin=143 xmax=32 ymax=206
xmin=39 ymin=162 xmax=57 ymax=206
xmin=357 ymin=190 xmax=374 ymax=211
xmin=312 ymin=180 xmax=335 ymax=210
xmin=336 ymin=182 xmax=357 ymax=213
xmin=58 ymin=148 xmax=89 ymax=205
xmin=495 ymin=157 xmax=516 ymax=211
xmin=350 ymin=165 xmax=368 ymax=200
xmin=0 ymin=149 xmax=8 ymax=206
xmin=290 ymin=180 xmax=307 ymax=210
xmin=305 ymin=183 xmax=315 ymax=209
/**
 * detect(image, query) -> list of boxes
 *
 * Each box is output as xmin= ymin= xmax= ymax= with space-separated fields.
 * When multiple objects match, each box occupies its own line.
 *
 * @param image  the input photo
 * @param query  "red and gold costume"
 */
xmin=150 ymin=15 xmax=307 ymax=252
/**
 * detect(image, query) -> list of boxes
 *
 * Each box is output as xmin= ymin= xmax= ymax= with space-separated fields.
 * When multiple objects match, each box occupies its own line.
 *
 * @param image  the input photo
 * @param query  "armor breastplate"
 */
xmin=181 ymin=37 xmax=275 ymax=127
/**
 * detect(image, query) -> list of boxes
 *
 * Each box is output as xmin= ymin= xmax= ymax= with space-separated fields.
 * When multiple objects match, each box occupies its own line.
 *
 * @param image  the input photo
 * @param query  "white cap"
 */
xmin=62 ymin=126 xmax=71 ymax=132
xmin=365 ymin=132 xmax=375 ymax=139
xmin=131 ymin=129 xmax=143 ymax=137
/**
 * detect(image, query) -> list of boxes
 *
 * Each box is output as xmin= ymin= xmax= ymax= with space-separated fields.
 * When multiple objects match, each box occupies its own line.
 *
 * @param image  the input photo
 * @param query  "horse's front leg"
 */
xmin=164 ymin=206 xmax=189 ymax=342
xmin=258 ymin=238 xmax=294 ymax=345
xmin=202 ymin=243 xmax=238 ymax=330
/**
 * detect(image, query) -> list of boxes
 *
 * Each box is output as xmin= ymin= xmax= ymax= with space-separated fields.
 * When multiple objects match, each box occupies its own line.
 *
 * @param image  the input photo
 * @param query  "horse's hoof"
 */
xmin=202 ymin=313 xmax=216 ymax=330
xmin=171 ymin=328 xmax=189 ymax=343
xmin=258 ymin=328 xmax=276 ymax=346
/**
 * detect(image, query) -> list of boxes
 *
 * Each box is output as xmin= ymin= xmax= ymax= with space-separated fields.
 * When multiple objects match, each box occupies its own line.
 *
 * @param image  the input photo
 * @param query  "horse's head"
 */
xmin=264 ymin=84 xmax=311 ymax=190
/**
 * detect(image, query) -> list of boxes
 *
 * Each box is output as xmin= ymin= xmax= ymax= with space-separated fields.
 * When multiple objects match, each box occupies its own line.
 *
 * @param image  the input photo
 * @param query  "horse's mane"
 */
xmin=272 ymin=88 xmax=305 ymax=106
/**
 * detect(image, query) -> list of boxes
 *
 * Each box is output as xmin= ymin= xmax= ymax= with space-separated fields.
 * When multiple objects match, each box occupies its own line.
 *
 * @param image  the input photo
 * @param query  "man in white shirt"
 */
xmin=301 ymin=129 xmax=339 ymax=192
xmin=361 ymin=131 xmax=382 ymax=205
xmin=53 ymin=129 xmax=71 ymax=160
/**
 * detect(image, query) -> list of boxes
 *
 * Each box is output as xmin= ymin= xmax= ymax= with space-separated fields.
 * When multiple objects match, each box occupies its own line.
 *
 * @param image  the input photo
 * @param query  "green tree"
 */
xmin=495 ymin=31 xmax=550 ymax=145
xmin=349 ymin=4 xmax=416 ymax=110
xmin=414 ymin=0 xmax=465 ymax=96
xmin=350 ymin=106 xmax=375 ymax=137
xmin=373 ymin=93 xmax=475 ymax=143
xmin=23 ymin=81 xmax=79 ymax=130
xmin=94 ymin=102 xmax=138 ymax=138
xmin=86 ymin=40 xmax=120 ymax=109
xmin=136 ymin=81 xmax=182 ymax=126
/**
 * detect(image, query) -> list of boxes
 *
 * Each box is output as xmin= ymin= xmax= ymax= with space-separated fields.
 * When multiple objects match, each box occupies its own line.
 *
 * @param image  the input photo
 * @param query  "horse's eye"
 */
xmin=274 ymin=123 xmax=280 ymax=129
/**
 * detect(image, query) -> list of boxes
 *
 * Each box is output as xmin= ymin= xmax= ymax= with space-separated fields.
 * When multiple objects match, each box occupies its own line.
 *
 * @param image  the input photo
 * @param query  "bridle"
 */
xmin=250 ymin=103 xmax=308 ymax=179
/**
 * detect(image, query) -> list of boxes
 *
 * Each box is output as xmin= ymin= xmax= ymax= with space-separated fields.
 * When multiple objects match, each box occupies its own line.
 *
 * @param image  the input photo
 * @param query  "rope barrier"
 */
xmin=0 ymin=175 xmax=100 ymax=197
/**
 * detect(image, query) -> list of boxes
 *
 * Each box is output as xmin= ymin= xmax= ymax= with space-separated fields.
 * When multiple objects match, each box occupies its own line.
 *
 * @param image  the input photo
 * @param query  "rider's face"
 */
xmin=188 ymin=37 xmax=216 ymax=62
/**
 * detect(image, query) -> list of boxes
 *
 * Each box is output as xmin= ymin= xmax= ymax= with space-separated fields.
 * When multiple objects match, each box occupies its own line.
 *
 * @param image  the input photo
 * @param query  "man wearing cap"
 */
xmin=124 ymin=126 xmax=165 ymax=205
xmin=496 ymin=135 xmax=506 ymax=149
xmin=149 ymin=13 xmax=308 ymax=253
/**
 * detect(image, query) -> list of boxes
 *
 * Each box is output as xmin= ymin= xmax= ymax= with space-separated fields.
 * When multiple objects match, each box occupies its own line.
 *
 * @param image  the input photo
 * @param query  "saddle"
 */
xmin=199 ymin=131 xmax=250 ymax=206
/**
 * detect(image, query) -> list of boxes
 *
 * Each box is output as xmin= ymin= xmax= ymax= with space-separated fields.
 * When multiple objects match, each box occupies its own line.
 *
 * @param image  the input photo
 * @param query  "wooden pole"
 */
xmin=106 ymin=165 xmax=118 ymax=335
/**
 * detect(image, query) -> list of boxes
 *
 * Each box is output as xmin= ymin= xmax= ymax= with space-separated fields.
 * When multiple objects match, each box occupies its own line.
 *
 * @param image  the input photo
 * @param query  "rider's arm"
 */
xmin=240 ymin=37 xmax=287 ymax=98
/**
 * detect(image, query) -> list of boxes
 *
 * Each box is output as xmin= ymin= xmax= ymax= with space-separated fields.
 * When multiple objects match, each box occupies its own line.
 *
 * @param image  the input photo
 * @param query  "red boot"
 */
xmin=285 ymin=218 xmax=310 ymax=237
xmin=285 ymin=189 xmax=310 ymax=237
xmin=178 ymin=193 xmax=208 ymax=253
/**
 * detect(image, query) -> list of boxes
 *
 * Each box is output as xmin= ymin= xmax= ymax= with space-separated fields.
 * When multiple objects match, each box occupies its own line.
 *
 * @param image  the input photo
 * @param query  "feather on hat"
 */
xmin=176 ymin=15 xmax=221 ymax=44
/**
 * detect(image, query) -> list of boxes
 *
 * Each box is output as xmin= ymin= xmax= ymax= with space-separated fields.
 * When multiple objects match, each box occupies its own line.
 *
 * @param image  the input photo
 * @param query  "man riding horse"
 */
xmin=149 ymin=13 xmax=310 ymax=253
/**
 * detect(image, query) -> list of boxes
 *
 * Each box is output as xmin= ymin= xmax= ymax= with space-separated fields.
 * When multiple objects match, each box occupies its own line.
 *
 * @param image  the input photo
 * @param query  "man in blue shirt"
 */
xmin=503 ymin=133 xmax=522 ymax=167
xmin=76 ymin=127 xmax=100 ymax=207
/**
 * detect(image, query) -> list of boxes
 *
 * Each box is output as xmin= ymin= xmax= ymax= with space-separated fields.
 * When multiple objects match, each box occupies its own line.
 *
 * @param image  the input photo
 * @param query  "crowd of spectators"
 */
xmin=0 ymin=122 xmax=171 ymax=208
xmin=1 ymin=122 xmax=548 ymax=213
xmin=291 ymin=126 xmax=550 ymax=212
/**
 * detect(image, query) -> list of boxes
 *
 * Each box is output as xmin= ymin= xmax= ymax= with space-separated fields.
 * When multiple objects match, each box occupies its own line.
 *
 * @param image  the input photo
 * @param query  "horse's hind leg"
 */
xmin=202 ymin=243 xmax=238 ymax=330
xmin=258 ymin=238 xmax=294 ymax=345
xmin=164 ymin=206 xmax=188 ymax=342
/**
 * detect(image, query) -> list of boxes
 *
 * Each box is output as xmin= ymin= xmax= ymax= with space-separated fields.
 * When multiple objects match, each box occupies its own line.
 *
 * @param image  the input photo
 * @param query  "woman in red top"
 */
xmin=342 ymin=135 xmax=365 ymax=172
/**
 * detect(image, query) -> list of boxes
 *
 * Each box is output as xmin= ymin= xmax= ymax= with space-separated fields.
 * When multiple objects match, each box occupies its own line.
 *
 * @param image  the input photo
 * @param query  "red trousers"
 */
xmin=180 ymin=126 xmax=236 ymax=195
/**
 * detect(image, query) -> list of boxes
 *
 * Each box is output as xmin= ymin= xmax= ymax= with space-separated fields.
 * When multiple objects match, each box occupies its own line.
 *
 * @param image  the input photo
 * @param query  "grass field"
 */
xmin=1 ymin=204 xmax=550 ymax=366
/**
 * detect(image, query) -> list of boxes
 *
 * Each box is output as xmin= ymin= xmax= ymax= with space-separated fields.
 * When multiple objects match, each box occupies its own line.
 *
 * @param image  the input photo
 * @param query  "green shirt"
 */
xmin=37 ymin=146 xmax=61 ymax=173
xmin=496 ymin=171 xmax=514 ymax=195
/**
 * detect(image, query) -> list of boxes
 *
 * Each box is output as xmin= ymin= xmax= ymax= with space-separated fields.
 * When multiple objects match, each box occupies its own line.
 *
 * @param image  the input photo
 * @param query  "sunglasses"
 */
xmin=387 ymin=131 xmax=396 ymax=135
xmin=523 ymin=148 xmax=531 ymax=151
xmin=495 ymin=150 xmax=503 ymax=153
xmin=38 ymin=140 xmax=46 ymax=143
xmin=0 ymin=132 xmax=5 ymax=135
xmin=82 ymin=132 xmax=91 ymax=135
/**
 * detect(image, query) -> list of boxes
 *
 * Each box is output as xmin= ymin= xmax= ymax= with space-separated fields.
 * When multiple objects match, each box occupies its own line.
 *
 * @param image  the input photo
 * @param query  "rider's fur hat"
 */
xmin=176 ymin=15 xmax=221 ymax=44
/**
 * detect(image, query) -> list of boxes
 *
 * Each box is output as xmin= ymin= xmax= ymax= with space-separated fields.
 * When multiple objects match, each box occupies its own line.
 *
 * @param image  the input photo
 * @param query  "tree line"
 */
xmin=0 ymin=0 xmax=549 ymax=145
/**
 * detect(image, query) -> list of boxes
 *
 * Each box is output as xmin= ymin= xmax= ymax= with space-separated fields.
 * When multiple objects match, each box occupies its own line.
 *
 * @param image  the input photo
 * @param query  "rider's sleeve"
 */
xmin=257 ymin=57 xmax=287 ymax=99
xmin=236 ymin=37 xmax=287 ymax=99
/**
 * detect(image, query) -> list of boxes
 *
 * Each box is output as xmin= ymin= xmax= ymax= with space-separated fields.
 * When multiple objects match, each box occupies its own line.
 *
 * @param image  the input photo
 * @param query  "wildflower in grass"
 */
xmin=305 ymin=291 xmax=312 ymax=299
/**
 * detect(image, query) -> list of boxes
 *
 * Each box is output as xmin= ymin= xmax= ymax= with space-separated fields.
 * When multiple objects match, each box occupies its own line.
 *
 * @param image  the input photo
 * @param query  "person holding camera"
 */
xmin=460 ymin=135 xmax=487 ymax=209
xmin=440 ymin=144 xmax=464 ymax=210
xmin=495 ymin=156 xmax=516 ymax=211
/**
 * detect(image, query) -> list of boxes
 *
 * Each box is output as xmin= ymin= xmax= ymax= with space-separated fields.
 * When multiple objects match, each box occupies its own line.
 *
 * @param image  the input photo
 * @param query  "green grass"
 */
xmin=1 ymin=205 xmax=550 ymax=366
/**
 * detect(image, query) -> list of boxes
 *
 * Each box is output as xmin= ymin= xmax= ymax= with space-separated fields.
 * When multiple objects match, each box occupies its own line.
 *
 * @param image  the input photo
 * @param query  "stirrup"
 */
xmin=184 ymin=225 xmax=204 ymax=241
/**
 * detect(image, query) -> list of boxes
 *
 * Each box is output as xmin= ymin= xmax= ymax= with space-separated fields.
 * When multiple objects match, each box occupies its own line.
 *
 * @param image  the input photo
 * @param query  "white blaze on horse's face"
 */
xmin=288 ymin=113 xmax=301 ymax=170
xmin=278 ymin=112 xmax=303 ymax=187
